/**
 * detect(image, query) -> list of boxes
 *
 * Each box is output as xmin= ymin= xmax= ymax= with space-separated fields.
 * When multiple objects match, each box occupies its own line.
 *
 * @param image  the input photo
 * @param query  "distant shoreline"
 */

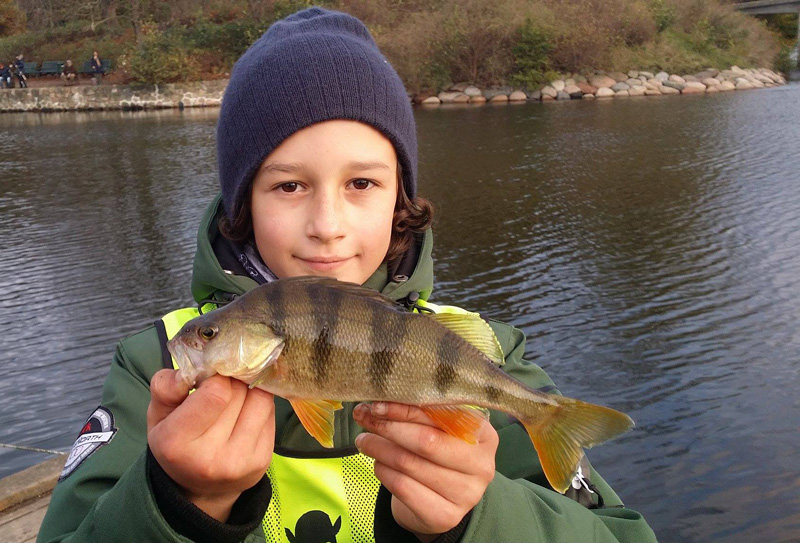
xmin=0 ymin=65 xmax=790 ymax=114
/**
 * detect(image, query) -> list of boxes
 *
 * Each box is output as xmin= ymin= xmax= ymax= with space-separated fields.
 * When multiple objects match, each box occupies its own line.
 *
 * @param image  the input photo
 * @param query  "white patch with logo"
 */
xmin=59 ymin=406 xmax=117 ymax=481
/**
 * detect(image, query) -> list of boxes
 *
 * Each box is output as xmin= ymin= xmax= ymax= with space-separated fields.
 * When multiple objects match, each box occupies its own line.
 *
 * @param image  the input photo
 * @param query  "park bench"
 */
xmin=23 ymin=61 xmax=39 ymax=77
xmin=80 ymin=59 xmax=112 ymax=75
xmin=39 ymin=61 xmax=64 ymax=77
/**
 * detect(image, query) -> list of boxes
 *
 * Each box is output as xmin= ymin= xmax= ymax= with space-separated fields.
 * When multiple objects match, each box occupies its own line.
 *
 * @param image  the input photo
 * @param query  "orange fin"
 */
xmin=420 ymin=405 xmax=489 ymax=445
xmin=289 ymin=398 xmax=344 ymax=448
xmin=520 ymin=396 xmax=634 ymax=493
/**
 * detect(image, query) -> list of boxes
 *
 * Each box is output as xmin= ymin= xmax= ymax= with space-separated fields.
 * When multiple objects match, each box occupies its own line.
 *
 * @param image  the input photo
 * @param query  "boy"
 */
xmin=38 ymin=7 xmax=656 ymax=543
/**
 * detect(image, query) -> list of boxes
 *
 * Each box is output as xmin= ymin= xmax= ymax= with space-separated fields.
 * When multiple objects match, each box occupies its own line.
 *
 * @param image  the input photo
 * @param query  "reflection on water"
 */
xmin=1 ymin=89 xmax=799 ymax=542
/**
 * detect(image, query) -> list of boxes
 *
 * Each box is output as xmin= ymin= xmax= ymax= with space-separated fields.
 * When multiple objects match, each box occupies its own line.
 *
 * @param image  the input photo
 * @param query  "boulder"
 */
xmin=463 ymin=85 xmax=482 ymax=97
xmin=556 ymin=90 xmax=571 ymax=101
xmin=541 ymin=86 xmax=558 ymax=99
xmin=660 ymin=85 xmax=680 ymax=95
xmin=644 ymin=80 xmax=661 ymax=90
xmin=750 ymin=79 xmax=765 ymax=88
xmin=449 ymin=82 xmax=471 ymax=92
xmin=695 ymin=69 xmax=719 ymax=80
xmin=684 ymin=81 xmax=706 ymax=90
xmin=596 ymin=87 xmax=615 ymax=98
xmin=702 ymin=78 xmax=720 ymax=87
xmin=627 ymin=70 xmax=639 ymax=78
xmin=483 ymin=89 xmax=510 ymax=99
xmin=438 ymin=91 xmax=468 ymax=103
xmin=608 ymin=71 xmax=628 ymax=82
xmin=564 ymin=78 xmax=576 ymax=87
xmin=611 ymin=82 xmax=630 ymax=92
xmin=589 ymin=75 xmax=617 ymax=88
xmin=614 ymin=90 xmax=630 ymax=97
xmin=582 ymin=93 xmax=596 ymax=99
xmin=628 ymin=86 xmax=646 ymax=96
xmin=509 ymin=90 xmax=527 ymax=101
xmin=470 ymin=95 xmax=487 ymax=103
xmin=421 ymin=96 xmax=441 ymax=105
xmin=565 ymin=84 xmax=583 ymax=98
xmin=489 ymin=94 xmax=509 ymax=103
xmin=731 ymin=65 xmax=747 ymax=75
xmin=705 ymin=86 xmax=720 ymax=94
xmin=573 ymin=74 xmax=587 ymax=83
xmin=551 ymin=80 xmax=566 ymax=92
xmin=639 ymin=71 xmax=655 ymax=79
xmin=645 ymin=88 xmax=663 ymax=96
xmin=735 ymin=80 xmax=754 ymax=90
xmin=662 ymin=80 xmax=684 ymax=91
xmin=682 ymin=75 xmax=699 ymax=82
xmin=681 ymin=86 xmax=704 ymax=94
xmin=719 ymin=81 xmax=736 ymax=91
xmin=625 ymin=78 xmax=641 ymax=87
xmin=577 ymin=81 xmax=598 ymax=94
xmin=541 ymin=94 xmax=555 ymax=101
xmin=656 ymin=71 xmax=669 ymax=81
xmin=528 ymin=90 xmax=542 ymax=101
xmin=668 ymin=74 xmax=686 ymax=84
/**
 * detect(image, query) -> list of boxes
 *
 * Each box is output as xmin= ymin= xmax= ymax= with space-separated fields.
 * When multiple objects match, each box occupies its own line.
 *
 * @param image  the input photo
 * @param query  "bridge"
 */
xmin=735 ymin=0 xmax=800 ymax=70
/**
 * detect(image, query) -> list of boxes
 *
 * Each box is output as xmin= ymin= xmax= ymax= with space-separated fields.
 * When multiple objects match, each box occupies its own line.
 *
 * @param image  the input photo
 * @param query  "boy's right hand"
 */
xmin=147 ymin=369 xmax=275 ymax=522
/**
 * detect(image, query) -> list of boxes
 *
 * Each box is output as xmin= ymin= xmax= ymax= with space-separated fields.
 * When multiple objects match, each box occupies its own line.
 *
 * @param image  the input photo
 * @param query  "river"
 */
xmin=1 ymin=86 xmax=799 ymax=542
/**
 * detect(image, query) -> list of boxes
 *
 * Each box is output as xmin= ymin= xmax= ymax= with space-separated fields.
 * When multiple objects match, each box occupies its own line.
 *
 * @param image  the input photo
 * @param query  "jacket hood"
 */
xmin=190 ymin=194 xmax=434 ymax=305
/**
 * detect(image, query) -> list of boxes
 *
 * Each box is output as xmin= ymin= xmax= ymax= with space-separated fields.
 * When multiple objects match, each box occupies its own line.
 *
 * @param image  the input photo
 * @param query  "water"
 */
xmin=1 ymin=87 xmax=799 ymax=542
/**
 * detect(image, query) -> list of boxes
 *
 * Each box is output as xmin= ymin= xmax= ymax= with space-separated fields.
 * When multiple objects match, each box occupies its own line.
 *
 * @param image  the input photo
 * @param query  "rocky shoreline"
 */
xmin=418 ymin=66 xmax=788 ymax=105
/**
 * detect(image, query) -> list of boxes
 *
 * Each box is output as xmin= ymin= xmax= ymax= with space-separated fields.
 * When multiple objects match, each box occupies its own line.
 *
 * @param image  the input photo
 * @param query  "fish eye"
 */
xmin=198 ymin=326 xmax=218 ymax=340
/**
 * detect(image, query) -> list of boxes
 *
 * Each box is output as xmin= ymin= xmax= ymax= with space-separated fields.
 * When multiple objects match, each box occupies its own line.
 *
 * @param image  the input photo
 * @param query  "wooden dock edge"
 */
xmin=0 ymin=456 xmax=64 ymax=512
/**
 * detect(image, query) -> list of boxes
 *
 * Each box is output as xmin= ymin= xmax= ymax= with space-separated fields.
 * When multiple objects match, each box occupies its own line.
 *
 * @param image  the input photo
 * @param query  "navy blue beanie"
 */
xmin=216 ymin=7 xmax=417 ymax=220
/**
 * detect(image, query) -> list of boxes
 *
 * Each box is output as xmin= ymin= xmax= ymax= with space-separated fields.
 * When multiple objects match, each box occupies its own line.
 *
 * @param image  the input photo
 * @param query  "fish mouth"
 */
xmin=167 ymin=338 xmax=206 ymax=387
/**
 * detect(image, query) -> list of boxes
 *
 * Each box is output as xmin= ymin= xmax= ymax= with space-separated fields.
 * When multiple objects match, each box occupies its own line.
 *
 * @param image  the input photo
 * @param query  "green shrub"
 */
xmin=510 ymin=19 xmax=555 ymax=89
xmin=774 ymin=44 xmax=794 ymax=74
xmin=124 ymin=26 xmax=200 ymax=84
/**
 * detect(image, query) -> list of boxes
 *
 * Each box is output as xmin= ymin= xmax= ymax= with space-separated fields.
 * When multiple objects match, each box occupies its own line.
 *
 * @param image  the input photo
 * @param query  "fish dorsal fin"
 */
xmin=289 ymin=398 xmax=344 ymax=448
xmin=278 ymin=276 xmax=402 ymax=311
xmin=427 ymin=313 xmax=504 ymax=365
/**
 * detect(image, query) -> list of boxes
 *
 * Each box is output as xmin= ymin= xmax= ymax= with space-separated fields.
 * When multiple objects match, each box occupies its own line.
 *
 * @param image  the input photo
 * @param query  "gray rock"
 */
xmin=528 ymin=90 xmax=542 ymax=101
xmin=627 ymin=70 xmax=639 ymax=78
xmin=611 ymin=82 xmax=630 ymax=92
xmin=438 ymin=91 xmax=468 ymax=103
xmin=695 ymin=69 xmax=720 ymax=80
xmin=656 ymin=71 xmax=669 ymax=81
xmin=556 ymin=90 xmax=571 ymax=100
xmin=551 ymin=80 xmax=566 ymax=92
xmin=660 ymin=85 xmax=680 ymax=95
xmin=668 ymin=74 xmax=686 ymax=84
xmin=662 ymin=80 xmax=684 ymax=91
xmin=682 ymin=75 xmax=699 ymax=82
xmin=463 ymin=85 xmax=482 ymax=97
xmin=639 ymin=71 xmax=655 ymax=79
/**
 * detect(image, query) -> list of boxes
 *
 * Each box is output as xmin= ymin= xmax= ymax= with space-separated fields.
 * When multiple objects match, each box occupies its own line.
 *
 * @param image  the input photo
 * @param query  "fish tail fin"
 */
xmin=520 ymin=396 xmax=634 ymax=493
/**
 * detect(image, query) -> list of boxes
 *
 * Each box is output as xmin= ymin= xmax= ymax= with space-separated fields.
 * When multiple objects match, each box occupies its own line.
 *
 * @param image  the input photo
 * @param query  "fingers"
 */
xmin=356 ymin=432 xmax=484 ymax=504
xmin=354 ymin=402 xmax=497 ymax=471
xmin=148 ymin=369 xmax=190 ymax=430
xmin=228 ymin=387 xmax=275 ymax=454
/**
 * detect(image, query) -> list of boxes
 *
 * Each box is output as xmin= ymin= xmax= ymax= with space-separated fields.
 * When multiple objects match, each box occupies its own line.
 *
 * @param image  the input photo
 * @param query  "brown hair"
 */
xmin=218 ymin=162 xmax=434 ymax=271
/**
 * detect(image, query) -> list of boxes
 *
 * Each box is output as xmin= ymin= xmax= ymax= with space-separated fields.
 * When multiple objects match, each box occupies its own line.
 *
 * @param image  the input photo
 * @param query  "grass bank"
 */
xmin=0 ymin=0 xmax=788 ymax=93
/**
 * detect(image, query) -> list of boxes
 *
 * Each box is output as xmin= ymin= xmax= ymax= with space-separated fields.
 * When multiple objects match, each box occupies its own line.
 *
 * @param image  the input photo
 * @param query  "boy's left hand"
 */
xmin=353 ymin=402 xmax=498 ymax=542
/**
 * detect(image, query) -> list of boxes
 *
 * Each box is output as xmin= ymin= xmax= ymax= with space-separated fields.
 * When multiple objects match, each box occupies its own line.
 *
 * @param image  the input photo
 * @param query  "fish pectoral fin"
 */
xmin=289 ymin=398 xmax=344 ymax=448
xmin=521 ymin=396 xmax=634 ymax=494
xmin=427 ymin=313 xmax=504 ymax=365
xmin=420 ymin=404 xmax=489 ymax=445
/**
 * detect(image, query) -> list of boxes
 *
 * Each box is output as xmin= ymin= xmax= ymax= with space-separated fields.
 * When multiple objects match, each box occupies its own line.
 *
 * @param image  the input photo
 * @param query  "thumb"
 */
xmin=148 ymin=369 xmax=190 ymax=431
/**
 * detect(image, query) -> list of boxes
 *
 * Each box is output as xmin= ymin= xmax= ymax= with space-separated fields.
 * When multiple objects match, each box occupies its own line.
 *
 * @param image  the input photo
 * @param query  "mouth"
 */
xmin=297 ymin=255 xmax=352 ymax=271
xmin=167 ymin=339 xmax=206 ymax=387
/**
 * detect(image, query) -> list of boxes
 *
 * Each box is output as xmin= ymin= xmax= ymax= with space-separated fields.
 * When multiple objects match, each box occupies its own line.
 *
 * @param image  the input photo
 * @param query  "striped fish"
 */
xmin=168 ymin=276 xmax=633 ymax=493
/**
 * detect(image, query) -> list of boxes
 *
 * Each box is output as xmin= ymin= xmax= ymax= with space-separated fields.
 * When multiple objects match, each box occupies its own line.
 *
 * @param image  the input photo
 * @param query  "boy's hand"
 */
xmin=353 ymin=402 xmax=498 ymax=541
xmin=147 ymin=369 xmax=276 ymax=522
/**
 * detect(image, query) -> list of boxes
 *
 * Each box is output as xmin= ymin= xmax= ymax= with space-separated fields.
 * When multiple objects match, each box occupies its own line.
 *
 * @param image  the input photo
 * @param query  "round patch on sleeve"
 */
xmin=59 ymin=406 xmax=118 ymax=481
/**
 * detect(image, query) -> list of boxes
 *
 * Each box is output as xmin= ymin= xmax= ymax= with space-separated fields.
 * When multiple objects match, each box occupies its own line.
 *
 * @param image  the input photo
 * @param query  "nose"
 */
xmin=307 ymin=189 xmax=346 ymax=242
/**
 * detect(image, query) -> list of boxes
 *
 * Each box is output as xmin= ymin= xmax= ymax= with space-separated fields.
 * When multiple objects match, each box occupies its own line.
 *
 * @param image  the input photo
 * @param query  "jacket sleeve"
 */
xmin=457 ymin=321 xmax=657 ymax=543
xmin=36 ymin=328 xmax=267 ymax=543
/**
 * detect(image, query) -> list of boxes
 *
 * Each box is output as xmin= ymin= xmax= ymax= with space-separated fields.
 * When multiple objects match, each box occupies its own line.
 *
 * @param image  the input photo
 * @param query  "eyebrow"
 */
xmin=260 ymin=160 xmax=391 ymax=174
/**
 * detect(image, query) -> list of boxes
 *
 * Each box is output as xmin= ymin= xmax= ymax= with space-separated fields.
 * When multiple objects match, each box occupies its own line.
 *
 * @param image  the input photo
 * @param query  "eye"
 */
xmin=351 ymin=179 xmax=373 ymax=190
xmin=279 ymin=182 xmax=299 ymax=193
xmin=198 ymin=326 xmax=218 ymax=340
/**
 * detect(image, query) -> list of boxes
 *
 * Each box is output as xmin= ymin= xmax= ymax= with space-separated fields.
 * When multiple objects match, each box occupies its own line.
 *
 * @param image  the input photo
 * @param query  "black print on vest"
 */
xmin=285 ymin=511 xmax=342 ymax=543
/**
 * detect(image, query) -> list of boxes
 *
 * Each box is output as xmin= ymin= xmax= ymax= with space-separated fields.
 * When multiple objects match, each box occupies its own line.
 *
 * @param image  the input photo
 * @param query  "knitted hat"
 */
xmin=216 ymin=7 xmax=417 ymax=220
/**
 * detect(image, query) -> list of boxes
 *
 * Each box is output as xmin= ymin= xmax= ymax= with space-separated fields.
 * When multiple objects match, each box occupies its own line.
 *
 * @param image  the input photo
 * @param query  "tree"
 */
xmin=0 ymin=0 xmax=26 ymax=36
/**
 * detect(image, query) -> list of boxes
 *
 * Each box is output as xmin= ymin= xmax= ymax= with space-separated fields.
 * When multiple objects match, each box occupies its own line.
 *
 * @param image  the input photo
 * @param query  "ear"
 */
xmin=333 ymin=515 xmax=342 ymax=533
xmin=285 ymin=527 xmax=296 ymax=543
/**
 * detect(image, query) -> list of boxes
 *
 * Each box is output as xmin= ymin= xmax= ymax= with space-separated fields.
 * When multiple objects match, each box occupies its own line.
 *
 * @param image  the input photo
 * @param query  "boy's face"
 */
xmin=250 ymin=120 xmax=398 ymax=284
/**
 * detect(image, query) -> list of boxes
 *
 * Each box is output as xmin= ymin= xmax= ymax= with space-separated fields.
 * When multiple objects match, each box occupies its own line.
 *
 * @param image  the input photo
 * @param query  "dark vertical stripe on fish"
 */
xmin=368 ymin=300 xmax=406 ymax=395
xmin=485 ymin=384 xmax=503 ymax=403
xmin=435 ymin=331 xmax=460 ymax=395
xmin=310 ymin=283 xmax=344 ymax=385
xmin=312 ymin=325 xmax=333 ymax=385
xmin=269 ymin=280 xmax=290 ymax=355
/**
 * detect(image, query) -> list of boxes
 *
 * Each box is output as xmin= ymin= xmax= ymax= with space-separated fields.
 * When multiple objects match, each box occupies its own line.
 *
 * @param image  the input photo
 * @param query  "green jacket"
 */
xmin=38 ymin=196 xmax=656 ymax=543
